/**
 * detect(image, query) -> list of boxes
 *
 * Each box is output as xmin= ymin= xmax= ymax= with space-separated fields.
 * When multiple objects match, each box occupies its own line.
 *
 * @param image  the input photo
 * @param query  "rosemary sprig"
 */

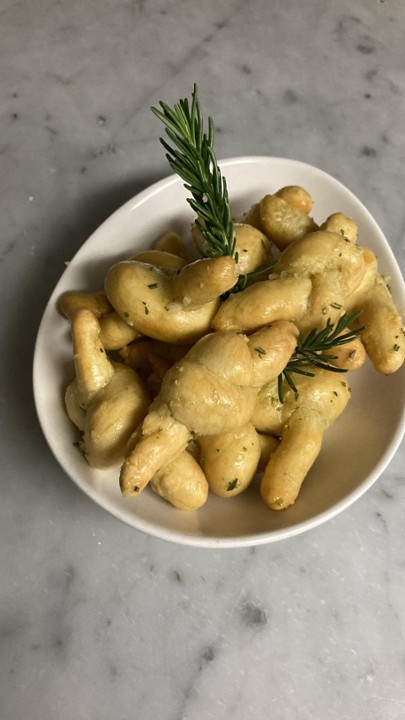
xmin=277 ymin=311 xmax=364 ymax=402
xmin=151 ymin=84 xmax=235 ymax=258
xmin=151 ymin=89 xmax=367 ymax=401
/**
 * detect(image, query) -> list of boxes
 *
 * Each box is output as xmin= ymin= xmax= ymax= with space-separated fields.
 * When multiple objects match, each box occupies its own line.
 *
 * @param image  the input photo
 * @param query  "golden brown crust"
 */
xmin=152 ymin=231 xmax=189 ymax=260
xmin=99 ymin=312 xmax=143 ymax=350
xmin=275 ymin=185 xmax=313 ymax=214
xmin=83 ymin=363 xmax=150 ymax=468
xmin=199 ymin=423 xmax=261 ymax=497
xmin=119 ymin=409 xmax=190 ymax=496
xmin=172 ymin=256 xmax=238 ymax=307
xmin=150 ymin=450 xmax=208 ymax=510
xmin=66 ymin=310 xmax=150 ymax=468
xmin=320 ymin=212 xmax=358 ymax=243
xmin=260 ymin=410 xmax=324 ymax=510
xmin=255 ymin=369 xmax=352 ymax=509
xmin=211 ymin=275 xmax=312 ymax=333
xmin=70 ymin=308 xmax=115 ymax=406
xmin=212 ymin=231 xmax=367 ymax=335
xmin=105 ymin=260 xmax=222 ymax=344
xmin=58 ymin=291 xmax=112 ymax=319
xmin=260 ymin=194 xmax=318 ymax=250
xmin=233 ymin=223 xmax=273 ymax=275
xmin=345 ymin=248 xmax=405 ymax=373
xmin=130 ymin=248 xmax=186 ymax=270
xmin=119 ymin=324 xmax=297 ymax=496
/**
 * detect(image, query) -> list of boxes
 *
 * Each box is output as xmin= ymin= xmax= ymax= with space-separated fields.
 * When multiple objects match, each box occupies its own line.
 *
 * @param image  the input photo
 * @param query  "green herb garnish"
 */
xmin=152 ymin=85 xmax=280 ymax=294
xmin=151 ymin=84 xmax=235 ymax=259
xmin=277 ymin=311 xmax=364 ymax=402
xmin=235 ymin=260 xmax=277 ymax=293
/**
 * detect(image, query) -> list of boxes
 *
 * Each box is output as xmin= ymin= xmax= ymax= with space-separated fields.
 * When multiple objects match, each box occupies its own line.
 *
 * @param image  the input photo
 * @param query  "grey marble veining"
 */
xmin=1 ymin=1 xmax=405 ymax=719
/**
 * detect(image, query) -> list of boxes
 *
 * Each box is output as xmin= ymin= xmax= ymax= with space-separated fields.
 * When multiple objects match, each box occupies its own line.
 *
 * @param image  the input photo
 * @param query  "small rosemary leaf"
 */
xmin=179 ymin=97 xmax=191 ymax=123
xmin=160 ymin=132 xmax=189 ymax=156
xmin=308 ymin=352 xmax=339 ymax=362
xmin=151 ymin=104 xmax=176 ymax=128
xmin=236 ymin=275 xmax=248 ymax=291
xmin=207 ymin=115 xmax=214 ymax=146
xmin=338 ymin=311 xmax=362 ymax=332
xmin=283 ymin=371 xmax=299 ymax=395
xmin=277 ymin=374 xmax=285 ymax=404
xmin=333 ymin=327 xmax=364 ymax=345
xmin=187 ymin=198 xmax=212 ymax=221
xmin=297 ymin=327 xmax=317 ymax=349
xmin=307 ymin=324 xmax=331 ymax=348
xmin=285 ymin=366 xmax=316 ymax=377
xmin=312 ymin=361 xmax=347 ymax=373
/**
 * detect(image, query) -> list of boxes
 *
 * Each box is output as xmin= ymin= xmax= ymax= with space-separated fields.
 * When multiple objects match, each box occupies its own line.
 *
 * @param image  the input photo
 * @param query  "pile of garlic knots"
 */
xmin=59 ymin=184 xmax=404 ymax=511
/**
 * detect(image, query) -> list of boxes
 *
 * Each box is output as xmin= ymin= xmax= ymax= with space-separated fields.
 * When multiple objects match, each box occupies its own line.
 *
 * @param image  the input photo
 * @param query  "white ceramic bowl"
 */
xmin=33 ymin=157 xmax=405 ymax=547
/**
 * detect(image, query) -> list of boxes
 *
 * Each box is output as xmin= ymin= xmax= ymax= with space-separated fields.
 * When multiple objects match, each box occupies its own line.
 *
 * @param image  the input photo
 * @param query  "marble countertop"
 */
xmin=1 ymin=1 xmax=404 ymax=718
